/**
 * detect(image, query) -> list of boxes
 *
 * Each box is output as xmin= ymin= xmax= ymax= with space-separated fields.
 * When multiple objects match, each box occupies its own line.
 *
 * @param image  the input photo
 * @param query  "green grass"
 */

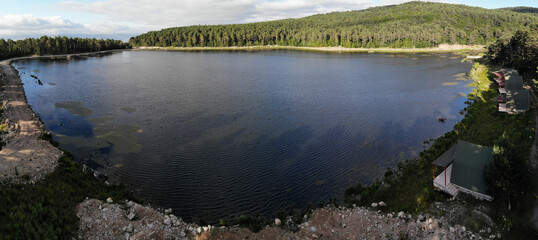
xmin=343 ymin=61 xmax=536 ymax=238
xmin=0 ymin=155 xmax=134 ymax=240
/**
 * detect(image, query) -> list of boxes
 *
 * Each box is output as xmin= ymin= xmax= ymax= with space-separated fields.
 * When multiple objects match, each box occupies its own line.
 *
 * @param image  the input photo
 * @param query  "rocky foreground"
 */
xmin=77 ymin=198 xmax=500 ymax=240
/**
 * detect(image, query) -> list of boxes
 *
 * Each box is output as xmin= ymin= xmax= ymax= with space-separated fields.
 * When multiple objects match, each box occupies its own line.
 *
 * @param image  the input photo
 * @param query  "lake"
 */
xmin=14 ymin=50 xmax=473 ymax=222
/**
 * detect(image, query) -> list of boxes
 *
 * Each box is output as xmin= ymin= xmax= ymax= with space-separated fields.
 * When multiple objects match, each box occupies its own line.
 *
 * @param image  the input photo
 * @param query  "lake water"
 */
xmin=14 ymin=50 xmax=473 ymax=222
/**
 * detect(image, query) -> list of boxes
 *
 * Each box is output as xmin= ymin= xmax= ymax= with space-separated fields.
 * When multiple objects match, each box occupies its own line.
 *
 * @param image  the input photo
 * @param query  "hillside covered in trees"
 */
xmin=129 ymin=1 xmax=538 ymax=49
xmin=501 ymin=7 xmax=538 ymax=14
xmin=0 ymin=36 xmax=129 ymax=60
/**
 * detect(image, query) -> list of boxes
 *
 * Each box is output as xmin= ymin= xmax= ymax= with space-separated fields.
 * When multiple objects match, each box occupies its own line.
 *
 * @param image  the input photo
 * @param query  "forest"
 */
xmin=129 ymin=1 xmax=538 ymax=49
xmin=0 ymin=36 xmax=129 ymax=60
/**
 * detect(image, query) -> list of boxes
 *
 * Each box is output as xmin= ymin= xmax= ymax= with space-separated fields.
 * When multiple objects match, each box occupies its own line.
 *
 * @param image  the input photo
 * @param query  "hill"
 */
xmin=500 ymin=6 xmax=538 ymax=14
xmin=129 ymin=1 xmax=538 ymax=49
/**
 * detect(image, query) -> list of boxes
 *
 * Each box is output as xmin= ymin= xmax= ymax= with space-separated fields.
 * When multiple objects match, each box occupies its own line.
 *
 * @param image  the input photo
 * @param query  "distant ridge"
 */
xmin=130 ymin=1 xmax=538 ymax=49
xmin=500 ymin=6 xmax=538 ymax=14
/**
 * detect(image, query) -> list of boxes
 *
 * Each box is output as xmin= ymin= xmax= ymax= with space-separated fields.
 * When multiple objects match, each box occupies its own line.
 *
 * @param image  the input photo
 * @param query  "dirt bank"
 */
xmin=77 ymin=198 xmax=493 ymax=240
xmin=0 ymin=61 xmax=62 ymax=183
xmin=134 ymin=44 xmax=485 ymax=53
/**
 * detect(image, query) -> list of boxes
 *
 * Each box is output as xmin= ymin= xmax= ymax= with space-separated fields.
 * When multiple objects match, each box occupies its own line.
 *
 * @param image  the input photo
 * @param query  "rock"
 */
xmin=203 ymin=226 xmax=208 ymax=232
xmin=197 ymin=227 xmax=202 ymax=234
xmin=106 ymin=197 xmax=113 ymax=203
xmin=450 ymin=227 xmax=455 ymax=232
xmin=378 ymin=201 xmax=386 ymax=207
xmin=418 ymin=215 xmax=425 ymax=222
xmin=124 ymin=233 xmax=130 ymax=240
xmin=487 ymin=227 xmax=491 ymax=233
xmin=127 ymin=212 xmax=136 ymax=221
xmin=497 ymin=233 xmax=501 ymax=238
xmin=275 ymin=218 xmax=281 ymax=226
xmin=163 ymin=218 xmax=171 ymax=225
xmin=310 ymin=226 xmax=317 ymax=232
xmin=408 ymin=214 xmax=412 ymax=219
xmin=398 ymin=211 xmax=405 ymax=218
xmin=371 ymin=203 xmax=378 ymax=208
xmin=428 ymin=218 xmax=433 ymax=224
xmin=126 ymin=223 xmax=133 ymax=233
xmin=312 ymin=233 xmax=319 ymax=239
xmin=462 ymin=226 xmax=466 ymax=232
xmin=164 ymin=208 xmax=173 ymax=214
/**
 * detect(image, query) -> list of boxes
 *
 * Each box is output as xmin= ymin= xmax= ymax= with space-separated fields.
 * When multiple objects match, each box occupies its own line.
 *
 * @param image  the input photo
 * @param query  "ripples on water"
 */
xmin=14 ymin=51 xmax=473 ymax=222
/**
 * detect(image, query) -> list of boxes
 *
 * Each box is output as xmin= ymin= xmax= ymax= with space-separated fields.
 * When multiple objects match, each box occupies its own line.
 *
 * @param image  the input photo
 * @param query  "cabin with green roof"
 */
xmin=432 ymin=140 xmax=493 ymax=201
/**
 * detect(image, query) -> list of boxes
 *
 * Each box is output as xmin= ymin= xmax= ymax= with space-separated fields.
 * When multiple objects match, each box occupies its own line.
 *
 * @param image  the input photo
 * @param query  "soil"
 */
xmin=134 ymin=45 xmax=485 ymax=53
xmin=77 ymin=198 xmax=495 ymax=240
xmin=0 ymin=61 xmax=62 ymax=183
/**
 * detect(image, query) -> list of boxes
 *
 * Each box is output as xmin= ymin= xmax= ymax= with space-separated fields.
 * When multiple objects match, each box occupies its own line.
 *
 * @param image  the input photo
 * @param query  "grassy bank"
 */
xmin=0 ymin=155 xmax=134 ymax=239
xmin=133 ymin=45 xmax=485 ymax=54
xmin=344 ymin=61 xmax=536 ymax=238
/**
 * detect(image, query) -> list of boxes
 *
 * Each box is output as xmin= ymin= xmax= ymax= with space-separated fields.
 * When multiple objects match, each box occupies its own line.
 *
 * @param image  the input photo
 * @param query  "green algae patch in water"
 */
xmin=55 ymin=101 xmax=93 ymax=117
xmin=94 ymin=125 xmax=142 ymax=154
xmin=442 ymin=82 xmax=459 ymax=86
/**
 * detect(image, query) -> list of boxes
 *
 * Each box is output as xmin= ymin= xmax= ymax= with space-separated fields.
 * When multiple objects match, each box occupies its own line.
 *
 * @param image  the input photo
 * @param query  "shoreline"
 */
xmin=133 ymin=44 xmax=486 ymax=53
xmin=1 ymin=49 xmax=125 ymax=65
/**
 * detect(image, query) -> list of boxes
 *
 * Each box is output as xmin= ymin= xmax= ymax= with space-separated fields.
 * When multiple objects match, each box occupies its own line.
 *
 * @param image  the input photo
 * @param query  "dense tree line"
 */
xmin=501 ymin=7 xmax=538 ymax=14
xmin=0 ymin=36 xmax=129 ymax=60
xmin=486 ymin=25 xmax=538 ymax=79
xmin=130 ymin=1 xmax=538 ymax=48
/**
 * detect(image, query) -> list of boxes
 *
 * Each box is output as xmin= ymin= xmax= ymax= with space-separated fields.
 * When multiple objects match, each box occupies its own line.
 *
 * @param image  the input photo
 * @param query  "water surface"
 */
xmin=14 ymin=51 xmax=473 ymax=222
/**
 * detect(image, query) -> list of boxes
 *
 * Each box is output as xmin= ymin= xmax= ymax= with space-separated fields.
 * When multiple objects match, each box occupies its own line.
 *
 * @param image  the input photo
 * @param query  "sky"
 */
xmin=0 ymin=0 xmax=536 ymax=41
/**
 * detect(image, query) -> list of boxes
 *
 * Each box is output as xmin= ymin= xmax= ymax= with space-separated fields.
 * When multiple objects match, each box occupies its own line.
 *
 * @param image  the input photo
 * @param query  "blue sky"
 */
xmin=0 ymin=0 xmax=536 ymax=40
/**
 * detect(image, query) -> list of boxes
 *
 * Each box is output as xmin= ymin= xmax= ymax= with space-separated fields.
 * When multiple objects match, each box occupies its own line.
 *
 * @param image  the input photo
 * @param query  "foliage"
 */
xmin=486 ymin=26 xmax=538 ymax=79
xmin=0 ymin=36 xmax=129 ymax=60
xmin=0 ymin=155 xmax=134 ymax=240
xmin=130 ymin=2 xmax=538 ymax=48
xmin=500 ymin=7 xmax=538 ymax=14
xmin=484 ymin=133 xmax=532 ymax=211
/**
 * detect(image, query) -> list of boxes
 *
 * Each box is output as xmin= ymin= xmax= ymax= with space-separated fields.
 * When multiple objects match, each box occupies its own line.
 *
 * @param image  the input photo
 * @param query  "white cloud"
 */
xmin=57 ymin=0 xmax=375 ymax=29
xmin=0 ymin=14 xmax=83 ymax=35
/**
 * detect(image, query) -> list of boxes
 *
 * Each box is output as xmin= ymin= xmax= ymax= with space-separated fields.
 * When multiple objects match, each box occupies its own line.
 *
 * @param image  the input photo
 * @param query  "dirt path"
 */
xmin=0 ymin=61 xmax=62 ymax=183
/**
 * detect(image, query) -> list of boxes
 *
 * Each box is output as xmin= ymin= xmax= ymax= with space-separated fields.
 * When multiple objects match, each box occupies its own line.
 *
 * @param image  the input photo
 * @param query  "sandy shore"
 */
xmin=0 ymin=61 xmax=62 ymax=183
xmin=134 ymin=44 xmax=485 ymax=53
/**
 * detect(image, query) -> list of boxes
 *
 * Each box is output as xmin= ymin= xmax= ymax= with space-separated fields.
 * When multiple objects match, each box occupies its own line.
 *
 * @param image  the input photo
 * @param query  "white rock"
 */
xmin=428 ymin=218 xmax=433 ymax=224
xmin=398 ymin=211 xmax=405 ymax=218
xmin=275 ymin=218 xmax=281 ymax=226
xmin=203 ymin=226 xmax=208 ymax=232
xmin=312 ymin=234 xmax=319 ymax=239
xmin=487 ymin=227 xmax=491 ymax=233
xmin=197 ymin=227 xmax=202 ymax=234
xmin=127 ymin=213 xmax=136 ymax=221
xmin=126 ymin=223 xmax=133 ymax=233
xmin=450 ymin=227 xmax=455 ymax=232
xmin=106 ymin=197 xmax=113 ymax=204
xmin=310 ymin=226 xmax=317 ymax=232
xmin=163 ymin=218 xmax=171 ymax=225
xmin=371 ymin=203 xmax=378 ymax=208
xmin=378 ymin=201 xmax=386 ymax=207
xmin=462 ymin=226 xmax=466 ymax=231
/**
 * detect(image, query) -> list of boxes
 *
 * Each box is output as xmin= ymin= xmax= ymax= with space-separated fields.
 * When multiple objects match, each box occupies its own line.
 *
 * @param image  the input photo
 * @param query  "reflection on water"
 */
xmin=14 ymin=51 xmax=473 ymax=222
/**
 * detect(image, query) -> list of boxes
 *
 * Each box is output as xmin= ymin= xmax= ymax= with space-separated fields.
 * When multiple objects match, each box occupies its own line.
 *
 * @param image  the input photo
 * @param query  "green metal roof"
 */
xmin=451 ymin=141 xmax=493 ymax=195
xmin=505 ymin=75 xmax=523 ymax=90
xmin=432 ymin=143 xmax=457 ymax=167
xmin=506 ymin=89 xmax=530 ymax=112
